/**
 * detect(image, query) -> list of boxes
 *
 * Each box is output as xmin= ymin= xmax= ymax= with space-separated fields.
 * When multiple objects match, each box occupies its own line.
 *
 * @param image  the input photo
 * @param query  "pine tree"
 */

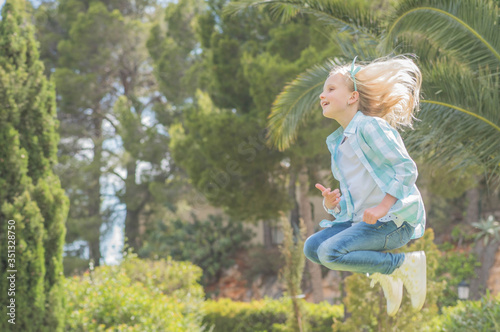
xmin=0 ymin=0 xmax=69 ymax=330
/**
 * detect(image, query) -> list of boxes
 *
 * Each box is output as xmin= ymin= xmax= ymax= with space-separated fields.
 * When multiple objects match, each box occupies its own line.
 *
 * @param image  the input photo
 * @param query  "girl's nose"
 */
xmin=319 ymin=93 xmax=325 ymax=100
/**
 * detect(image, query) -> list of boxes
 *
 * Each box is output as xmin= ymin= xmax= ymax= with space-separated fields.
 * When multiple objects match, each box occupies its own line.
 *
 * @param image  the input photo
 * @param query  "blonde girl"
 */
xmin=303 ymin=55 xmax=426 ymax=316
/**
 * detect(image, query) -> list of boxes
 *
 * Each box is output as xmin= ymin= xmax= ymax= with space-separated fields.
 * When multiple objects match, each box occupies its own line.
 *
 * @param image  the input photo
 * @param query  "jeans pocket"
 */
xmin=383 ymin=221 xmax=414 ymax=250
xmin=374 ymin=220 xmax=394 ymax=230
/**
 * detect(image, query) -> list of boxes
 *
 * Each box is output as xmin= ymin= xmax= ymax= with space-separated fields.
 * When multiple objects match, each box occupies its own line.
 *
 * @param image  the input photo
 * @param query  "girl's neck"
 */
xmin=337 ymin=108 xmax=359 ymax=129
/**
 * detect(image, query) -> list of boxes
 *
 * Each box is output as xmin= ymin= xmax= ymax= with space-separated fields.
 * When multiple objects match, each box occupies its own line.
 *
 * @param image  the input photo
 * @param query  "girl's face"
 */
xmin=319 ymin=73 xmax=354 ymax=120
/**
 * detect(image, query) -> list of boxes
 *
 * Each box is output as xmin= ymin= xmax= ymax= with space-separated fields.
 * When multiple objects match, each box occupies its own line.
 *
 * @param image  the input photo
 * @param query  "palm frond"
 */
xmin=406 ymin=103 xmax=500 ymax=175
xmin=404 ymin=59 xmax=500 ymax=174
xmin=331 ymin=33 xmax=381 ymax=61
xmin=387 ymin=30 xmax=467 ymax=71
xmin=266 ymin=59 xmax=342 ymax=151
xmin=420 ymin=57 xmax=499 ymax=129
xmin=224 ymin=0 xmax=383 ymax=39
xmin=380 ymin=0 xmax=500 ymax=72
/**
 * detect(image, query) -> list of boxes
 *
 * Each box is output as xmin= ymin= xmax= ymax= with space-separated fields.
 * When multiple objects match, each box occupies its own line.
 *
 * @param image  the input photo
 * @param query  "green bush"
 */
xmin=244 ymin=245 xmax=284 ymax=282
xmin=202 ymin=297 xmax=343 ymax=332
xmin=119 ymin=250 xmax=205 ymax=302
xmin=140 ymin=214 xmax=253 ymax=285
xmin=64 ymin=254 xmax=206 ymax=331
xmin=434 ymin=293 xmax=500 ymax=332
xmin=435 ymin=244 xmax=480 ymax=308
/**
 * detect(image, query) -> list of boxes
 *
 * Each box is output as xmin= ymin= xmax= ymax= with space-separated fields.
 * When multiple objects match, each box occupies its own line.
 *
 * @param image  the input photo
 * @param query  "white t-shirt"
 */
xmin=337 ymin=136 xmax=387 ymax=222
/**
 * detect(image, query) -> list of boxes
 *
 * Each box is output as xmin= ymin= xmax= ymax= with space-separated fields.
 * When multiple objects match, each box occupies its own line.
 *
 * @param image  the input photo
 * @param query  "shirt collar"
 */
xmin=326 ymin=110 xmax=364 ymax=143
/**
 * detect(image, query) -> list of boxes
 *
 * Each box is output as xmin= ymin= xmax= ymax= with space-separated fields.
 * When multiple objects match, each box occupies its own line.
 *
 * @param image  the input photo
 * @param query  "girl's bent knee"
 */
xmin=317 ymin=243 xmax=343 ymax=265
xmin=303 ymin=238 xmax=320 ymax=264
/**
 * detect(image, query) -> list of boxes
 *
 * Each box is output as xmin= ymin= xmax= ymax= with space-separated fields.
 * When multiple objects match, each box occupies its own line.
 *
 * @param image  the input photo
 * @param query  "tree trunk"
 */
xmin=464 ymin=182 xmax=494 ymax=300
xmin=88 ymin=116 xmax=103 ymax=266
xmin=471 ymin=239 xmax=500 ymax=300
xmin=125 ymin=207 xmax=141 ymax=252
xmin=124 ymin=160 xmax=141 ymax=252
xmin=297 ymin=165 xmax=324 ymax=303
xmin=465 ymin=185 xmax=480 ymax=225
xmin=288 ymin=166 xmax=300 ymax=234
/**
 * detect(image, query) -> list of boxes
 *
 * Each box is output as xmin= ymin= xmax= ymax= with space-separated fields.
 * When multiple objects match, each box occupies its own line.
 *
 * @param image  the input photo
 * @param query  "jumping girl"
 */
xmin=303 ymin=55 xmax=427 ymax=316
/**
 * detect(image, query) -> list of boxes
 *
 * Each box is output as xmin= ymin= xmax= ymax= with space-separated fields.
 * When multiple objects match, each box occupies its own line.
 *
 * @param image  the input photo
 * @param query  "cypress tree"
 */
xmin=0 ymin=0 xmax=69 ymax=330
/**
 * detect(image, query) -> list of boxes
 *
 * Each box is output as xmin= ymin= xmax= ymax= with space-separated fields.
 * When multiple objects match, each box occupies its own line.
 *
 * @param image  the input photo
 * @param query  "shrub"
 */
xmin=64 ymin=253 xmax=206 ymax=331
xmin=435 ymin=293 xmax=500 ymax=332
xmin=202 ymin=298 xmax=343 ymax=332
xmin=435 ymin=244 xmax=480 ymax=308
xmin=244 ymin=245 xmax=284 ymax=282
xmin=140 ymin=214 xmax=253 ymax=285
xmin=119 ymin=250 xmax=205 ymax=302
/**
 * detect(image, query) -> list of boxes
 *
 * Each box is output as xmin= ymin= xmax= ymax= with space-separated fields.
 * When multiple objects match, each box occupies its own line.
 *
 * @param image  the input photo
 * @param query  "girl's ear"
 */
xmin=350 ymin=91 xmax=359 ymax=103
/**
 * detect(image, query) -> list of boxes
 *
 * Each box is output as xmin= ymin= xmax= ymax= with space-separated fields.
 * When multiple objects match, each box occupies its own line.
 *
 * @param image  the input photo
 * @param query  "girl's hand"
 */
xmin=363 ymin=194 xmax=397 ymax=224
xmin=315 ymin=183 xmax=341 ymax=210
xmin=363 ymin=205 xmax=390 ymax=224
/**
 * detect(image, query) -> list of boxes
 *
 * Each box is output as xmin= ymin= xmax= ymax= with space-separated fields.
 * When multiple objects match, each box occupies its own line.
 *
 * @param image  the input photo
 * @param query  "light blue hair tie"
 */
xmin=350 ymin=56 xmax=361 ymax=91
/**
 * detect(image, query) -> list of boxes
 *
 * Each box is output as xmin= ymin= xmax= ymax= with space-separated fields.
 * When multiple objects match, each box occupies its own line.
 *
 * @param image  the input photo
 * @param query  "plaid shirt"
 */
xmin=320 ymin=111 xmax=425 ymax=239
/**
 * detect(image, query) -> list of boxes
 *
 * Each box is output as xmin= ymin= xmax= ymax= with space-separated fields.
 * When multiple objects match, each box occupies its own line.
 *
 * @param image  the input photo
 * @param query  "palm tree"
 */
xmin=225 ymin=0 xmax=500 ymax=177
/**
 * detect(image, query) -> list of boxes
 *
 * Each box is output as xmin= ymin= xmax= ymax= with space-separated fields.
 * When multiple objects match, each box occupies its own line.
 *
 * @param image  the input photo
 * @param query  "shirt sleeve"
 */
xmin=359 ymin=117 xmax=418 ymax=200
xmin=322 ymin=196 xmax=344 ymax=218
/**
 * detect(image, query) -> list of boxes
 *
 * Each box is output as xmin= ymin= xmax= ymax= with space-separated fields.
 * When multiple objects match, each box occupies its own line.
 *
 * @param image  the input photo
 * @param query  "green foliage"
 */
xmin=266 ymin=23 xmax=311 ymax=62
xmin=140 ymin=214 xmax=253 ymax=285
xmin=64 ymin=254 xmax=205 ymax=331
xmin=202 ymin=298 xmax=343 ymax=332
xmin=449 ymin=225 xmax=476 ymax=244
xmin=1 ymin=190 xmax=46 ymax=331
xmin=472 ymin=215 xmax=500 ymax=246
xmin=434 ymin=293 xmax=500 ymax=332
xmin=209 ymin=32 xmax=254 ymax=111
xmin=436 ymin=244 xmax=480 ymax=308
xmin=242 ymin=52 xmax=299 ymax=115
xmin=244 ymin=246 xmax=284 ymax=282
xmin=169 ymin=97 xmax=290 ymax=221
xmin=148 ymin=0 xmax=205 ymax=105
xmin=417 ymin=162 xmax=479 ymax=200
xmin=63 ymin=255 xmax=90 ymax=276
xmin=339 ymin=229 xmax=446 ymax=331
xmin=119 ymin=249 xmax=205 ymax=301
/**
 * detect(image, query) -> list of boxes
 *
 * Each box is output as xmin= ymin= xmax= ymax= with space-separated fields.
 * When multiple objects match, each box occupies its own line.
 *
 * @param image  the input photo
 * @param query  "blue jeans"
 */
xmin=303 ymin=220 xmax=415 ymax=275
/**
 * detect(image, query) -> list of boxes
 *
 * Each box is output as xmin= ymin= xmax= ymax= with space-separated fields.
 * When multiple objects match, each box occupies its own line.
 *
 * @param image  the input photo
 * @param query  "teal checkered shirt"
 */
xmin=320 ymin=111 xmax=426 ymax=239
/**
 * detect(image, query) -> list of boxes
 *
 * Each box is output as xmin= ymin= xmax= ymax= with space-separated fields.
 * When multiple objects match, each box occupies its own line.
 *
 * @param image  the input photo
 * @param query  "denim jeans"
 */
xmin=303 ymin=220 xmax=415 ymax=275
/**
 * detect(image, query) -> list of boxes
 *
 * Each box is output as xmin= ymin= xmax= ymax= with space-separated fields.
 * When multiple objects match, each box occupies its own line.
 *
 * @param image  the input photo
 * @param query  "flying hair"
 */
xmin=330 ymin=55 xmax=422 ymax=130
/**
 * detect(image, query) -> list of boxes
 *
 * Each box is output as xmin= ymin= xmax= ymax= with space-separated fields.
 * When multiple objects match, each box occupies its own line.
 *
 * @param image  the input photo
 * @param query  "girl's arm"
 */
xmin=359 ymin=117 xmax=417 ymax=224
xmin=359 ymin=116 xmax=418 ymax=201
xmin=363 ymin=193 xmax=397 ymax=224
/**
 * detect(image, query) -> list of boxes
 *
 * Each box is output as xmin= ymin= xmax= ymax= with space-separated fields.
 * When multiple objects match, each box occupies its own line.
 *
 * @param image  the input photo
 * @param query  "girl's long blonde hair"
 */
xmin=331 ymin=55 xmax=422 ymax=129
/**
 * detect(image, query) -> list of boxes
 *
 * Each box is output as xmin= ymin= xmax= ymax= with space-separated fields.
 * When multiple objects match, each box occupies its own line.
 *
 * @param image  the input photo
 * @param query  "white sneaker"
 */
xmin=392 ymin=251 xmax=427 ymax=311
xmin=368 ymin=272 xmax=403 ymax=316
